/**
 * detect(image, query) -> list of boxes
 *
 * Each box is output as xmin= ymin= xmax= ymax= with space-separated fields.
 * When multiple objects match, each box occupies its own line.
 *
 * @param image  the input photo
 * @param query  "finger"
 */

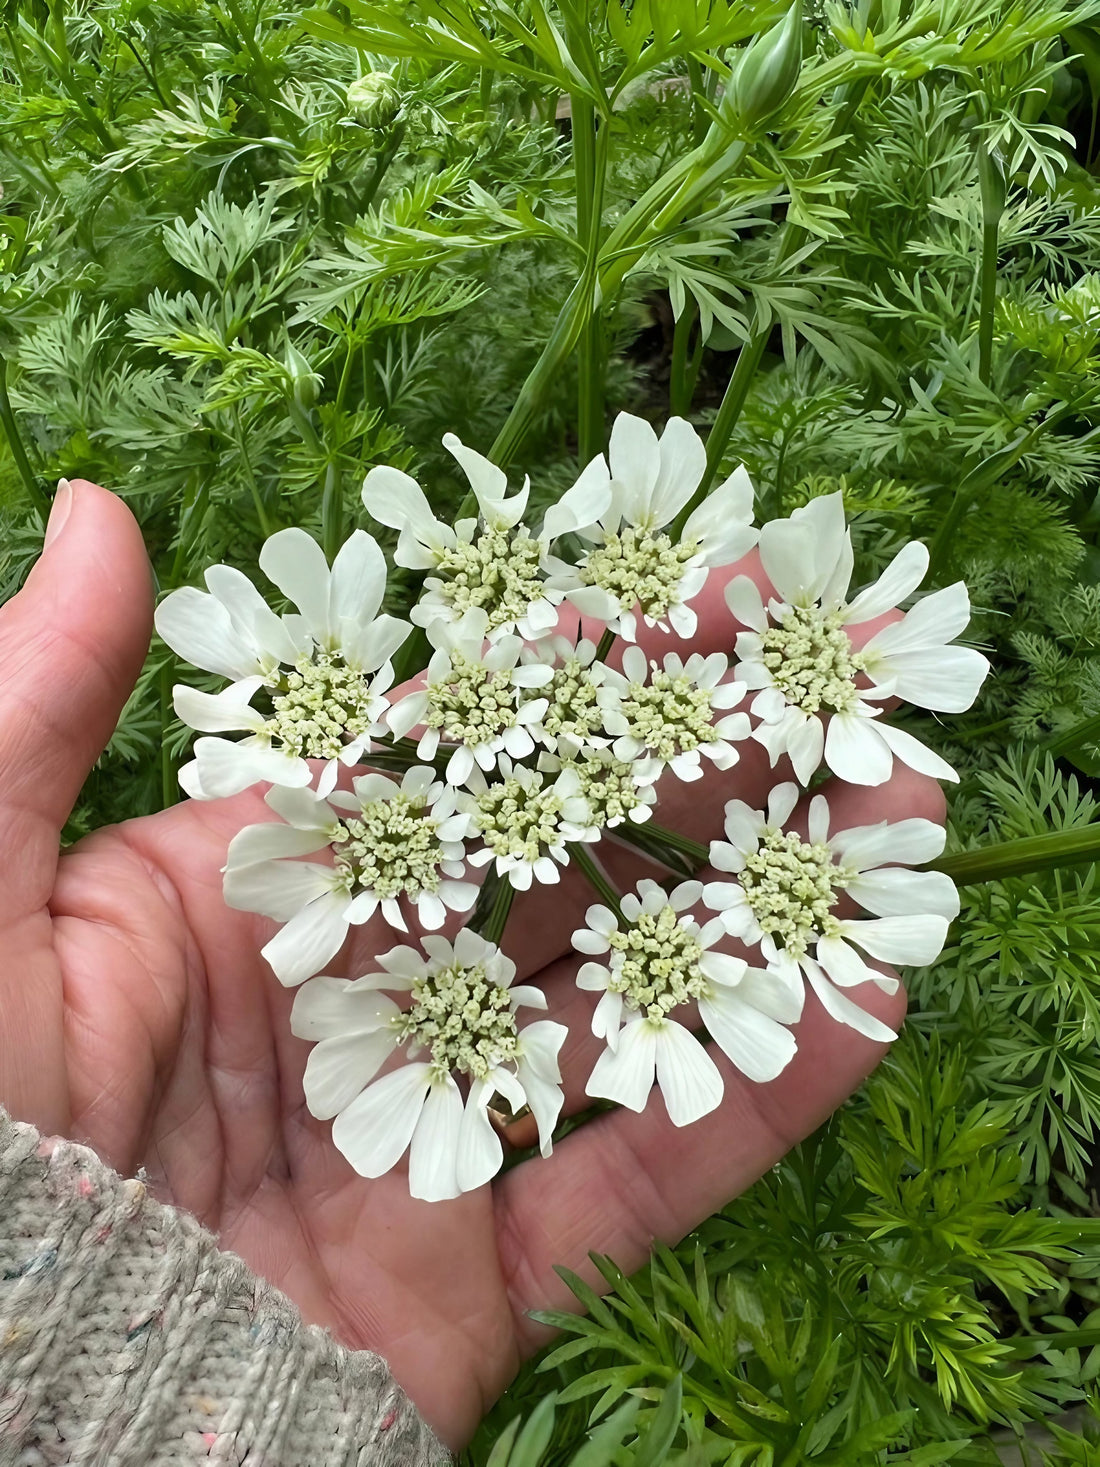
xmin=496 ymin=973 xmax=905 ymax=1351
xmin=0 ymin=480 xmax=152 ymax=915
xmin=502 ymin=761 xmax=944 ymax=1145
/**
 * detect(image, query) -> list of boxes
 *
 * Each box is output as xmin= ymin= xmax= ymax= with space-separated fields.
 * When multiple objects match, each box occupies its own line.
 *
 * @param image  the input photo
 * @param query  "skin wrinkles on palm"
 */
xmin=0 ymin=482 xmax=939 ymax=1447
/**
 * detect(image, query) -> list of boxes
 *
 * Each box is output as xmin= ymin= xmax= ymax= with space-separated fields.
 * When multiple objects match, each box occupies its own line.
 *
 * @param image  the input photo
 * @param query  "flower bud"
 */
xmin=285 ymin=342 xmax=320 ymax=412
xmin=345 ymin=71 xmax=400 ymax=129
xmin=724 ymin=2 xmax=803 ymax=133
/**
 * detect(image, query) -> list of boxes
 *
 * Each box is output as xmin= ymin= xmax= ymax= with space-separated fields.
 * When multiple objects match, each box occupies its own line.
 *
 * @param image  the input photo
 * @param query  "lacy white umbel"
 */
xmin=362 ymin=432 xmax=611 ymax=641
xmin=386 ymin=608 xmax=553 ymax=786
xmin=574 ymin=880 xmax=803 ymax=1125
xmin=727 ymin=493 xmax=990 ymax=786
xmin=155 ymin=528 xmax=411 ymax=800
xmin=597 ymin=645 xmax=750 ymax=785
xmin=543 ymin=411 xmax=759 ymax=641
xmin=462 ymin=756 xmax=596 ymax=889
xmin=702 ymin=783 xmax=959 ymax=1041
xmin=221 ymin=772 xmax=477 ymax=985
xmin=291 ymin=931 xmax=567 ymax=1201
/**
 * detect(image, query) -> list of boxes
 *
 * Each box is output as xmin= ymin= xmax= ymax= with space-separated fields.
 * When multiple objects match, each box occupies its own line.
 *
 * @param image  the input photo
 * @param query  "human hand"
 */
xmin=0 ymin=481 xmax=938 ymax=1447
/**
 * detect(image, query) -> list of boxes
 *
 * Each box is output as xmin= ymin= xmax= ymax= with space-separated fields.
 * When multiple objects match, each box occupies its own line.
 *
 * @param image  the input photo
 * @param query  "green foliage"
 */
xmin=4 ymin=0 xmax=1100 ymax=1461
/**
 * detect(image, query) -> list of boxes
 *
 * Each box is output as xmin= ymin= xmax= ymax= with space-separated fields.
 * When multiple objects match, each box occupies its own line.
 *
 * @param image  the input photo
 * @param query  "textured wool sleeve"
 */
xmin=0 ymin=1110 xmax=449 ymax=1466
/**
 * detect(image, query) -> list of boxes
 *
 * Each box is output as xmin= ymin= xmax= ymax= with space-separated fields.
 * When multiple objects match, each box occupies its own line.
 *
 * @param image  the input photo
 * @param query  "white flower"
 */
xmin=386 ymin=608 xmax=553 ymax=786
xmin=462 ymin=756 xmax=595 ymax=890
xmin=222 ymin=770 xmax=478 ymax=984
xmin=291 ymin=930 xmax=567 ymax=1201
xmin=574 ymin=879 xmax=803 ymax=1125
xmin=523 ymin=635 xmax=611 ymax=758
xmin=597 ymin=645 xmax=750 ymax=785
xmin=543 ymin=412 xmax=759 ymax=641
xmin=728 ymin=493 xmax=990 ymax=787
xmin=537 ymin=747 xmax=658 ymax=837
xmin=154 ymin=528 xmax=410 ymax=800
xmin=362 ymin=433 xmax=611 ymax=641
xmin=701 ymin=783 xmax=959 ymax=1041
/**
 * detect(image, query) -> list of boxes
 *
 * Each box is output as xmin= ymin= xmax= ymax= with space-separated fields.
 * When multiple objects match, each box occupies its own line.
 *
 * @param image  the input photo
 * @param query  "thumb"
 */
xmin=0 ymin=480 xmax=152 ymax=887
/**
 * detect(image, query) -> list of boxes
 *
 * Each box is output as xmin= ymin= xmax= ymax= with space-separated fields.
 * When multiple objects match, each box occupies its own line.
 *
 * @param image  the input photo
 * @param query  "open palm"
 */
xmin=0 ymin=483 xmax=938 ymax=1448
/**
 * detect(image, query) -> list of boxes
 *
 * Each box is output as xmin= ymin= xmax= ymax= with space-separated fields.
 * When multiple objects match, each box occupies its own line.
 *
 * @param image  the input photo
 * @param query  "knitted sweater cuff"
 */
xmin=0 ymin=1111 xmax=449 ymax=1465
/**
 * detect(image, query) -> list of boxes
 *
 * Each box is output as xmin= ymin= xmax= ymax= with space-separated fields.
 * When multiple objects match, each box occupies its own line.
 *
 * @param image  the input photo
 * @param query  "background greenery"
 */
xmin=3 ymin=0 xmax=1100 ymax=1459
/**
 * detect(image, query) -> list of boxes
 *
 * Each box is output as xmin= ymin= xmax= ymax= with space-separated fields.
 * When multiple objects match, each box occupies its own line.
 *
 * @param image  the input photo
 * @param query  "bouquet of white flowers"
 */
xmin=155 ymin=412 xmax=988 ymax=1202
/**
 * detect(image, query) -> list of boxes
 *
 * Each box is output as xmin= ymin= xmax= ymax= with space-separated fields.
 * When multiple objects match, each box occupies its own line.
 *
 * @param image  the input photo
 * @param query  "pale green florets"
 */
xmin=333 ymin=793 xmax=444 ymax=899
xmin=739 ymin=828 xmax=854 ymax=958
xmin=268 ymin=652 xmax=375 ymax=759
xmin=608 ymin=905 xmax=708 ymax=1022
xmin=432 ymin=527 xmax=545 ymax=632
xmin=617 ymin=668 xmax=718 ymax=760
xmin=473 ymin=773 xmax=566 ymax=863
xmin=759 ymin=605 xmax=866 ymax=716
xmin=566 ymin=750 xmax=647 ymax=827
xmin=540 ymin=655 xmax=606 ymax=744
xmin=398 ymin=960 xmax=518 ymax=1080
xmin=582 ymin=526 xmax=699 ymax=620
xmin=425 ymin=651 xmax=518 ymax=745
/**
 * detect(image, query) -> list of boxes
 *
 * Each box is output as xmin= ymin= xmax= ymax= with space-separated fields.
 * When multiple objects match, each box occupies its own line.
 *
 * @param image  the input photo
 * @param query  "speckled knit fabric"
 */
xmin=0 ymin=1112 xmax=449 ymax=1466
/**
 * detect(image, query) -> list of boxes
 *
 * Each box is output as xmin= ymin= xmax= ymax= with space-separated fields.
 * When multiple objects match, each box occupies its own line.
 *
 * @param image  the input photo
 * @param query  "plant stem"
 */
xmin=0 ymin=354 xmax=47 ymax=521
xmin=571 ymin=85 xmax=608 ymax=464
xmin=642 ymin=821 xmax=709 ymax=864
xmin=932 ymin=826 xmax=1100 ymax=885
xmin=1041 ymin=712 xmax=1100 ymax=758
xmin=566 ymin=842 xmax=624 ymax=918
xmin=669 ymin=295 xmax=698 ymax=417
xmin=159 ymin=660 xmax=177 ymax=810
xmin=976 ymin=138 xmax=1004 ymax=389
xmin=476 ymin=870 xmax=516 ymax=945
xmin=321 ymin=460 xmax=342 ymax=562
xmin=595 ymin=627 xmax=616 ymax=661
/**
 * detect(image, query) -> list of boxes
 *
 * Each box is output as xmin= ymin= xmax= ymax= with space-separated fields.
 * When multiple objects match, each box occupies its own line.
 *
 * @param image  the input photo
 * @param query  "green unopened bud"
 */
xmin=724 ymin=1 xmax=803 ymax=133
xmin=285 ymin=342 xmax=320 ymax=412
xmin=346 ymin=71 xmax=400 ymax=128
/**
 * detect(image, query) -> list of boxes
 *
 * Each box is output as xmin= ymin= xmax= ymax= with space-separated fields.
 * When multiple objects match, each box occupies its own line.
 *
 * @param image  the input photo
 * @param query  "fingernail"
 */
xmin=44 ymin=479 xmax=73 ymax=549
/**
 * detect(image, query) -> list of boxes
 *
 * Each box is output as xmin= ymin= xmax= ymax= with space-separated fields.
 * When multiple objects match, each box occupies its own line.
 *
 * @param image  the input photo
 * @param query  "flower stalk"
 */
xmin=932 ymin=826 xmax=1100 ymax=886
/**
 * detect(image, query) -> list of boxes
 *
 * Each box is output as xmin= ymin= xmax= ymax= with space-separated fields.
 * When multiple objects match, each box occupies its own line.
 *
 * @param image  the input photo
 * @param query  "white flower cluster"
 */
xmin=156 ymin=412 xmax=988 ymax=1199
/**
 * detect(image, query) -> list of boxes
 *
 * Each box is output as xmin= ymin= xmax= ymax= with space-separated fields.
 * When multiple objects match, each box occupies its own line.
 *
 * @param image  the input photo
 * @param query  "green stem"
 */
xmin=0 ymin=354 xmax=47 ymax=520
xmin=160 ymin=660 xmax=177 ymax=810
xmin=321 ymin=460 xmax=342 ymax=562
xmin=232 ymin=407 xmax=273 ymax=538
xmin=932 ymin=826 xmax=1100 ymax=885
xmin=571 ymin=83 xmax=608 ymax=464
xmin=566 ymin=842 xmax=624 ymax=919
xmin=642 ymin=821 xmax=709 ymax=864
xmin=1041 ymin=711 xmax=1100 ymax=758
xmin=595 ymin=627 xmax=616 ymax=661
xmin=976 ymin=138 xmax=1004 ymax=389
xmin=469 ymin=867 xmax=516 ymax=944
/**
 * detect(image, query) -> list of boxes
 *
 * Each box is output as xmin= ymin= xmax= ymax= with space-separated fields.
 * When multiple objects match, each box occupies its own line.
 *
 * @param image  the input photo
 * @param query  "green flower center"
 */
xmin=473 ymin=774 xmax=566 ymax=863
xmin=426 ymin=651 xmax=517 ymax=745
xmin=398 ymin=960 xmax=518 ymax=1080
xmin=565 ymin=750 xmax=647 ymax=828
xmin=333 ymin=793 xmax=445 ymax=899
xmin=540 ymin=656 xmax=606 ymax=745
xmin=268 ymin=652 xmax=375 ymax=759
xmin=739 ymin=828 xmax=854 ymax=959
xmin=433 ymin=527 xmax=545 ymax=632
xmin=617 ymin=668 xmax=717 ymax=761
xmin=582 ymin=526 xmax=699 ymax=621
xmin=758 ymin=605 xmax=866 ymax=716
xmin=608 ymin=905 xmax=708 ymax=1022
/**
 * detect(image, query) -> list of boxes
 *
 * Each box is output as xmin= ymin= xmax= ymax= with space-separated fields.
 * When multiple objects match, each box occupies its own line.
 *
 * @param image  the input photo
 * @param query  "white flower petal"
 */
xmin=840 ymin=913 xmax=950 ymax=966
xmin=303 ymin=1028 xmax=400 ymax=1119
xmin=156 ymin=586 xmax=263 ymax=680
xmin=585 ymin=1018 xmax=657 ymax=1112
xmin=804 ymin=962 xmax=897 ymax=1042
xmin=699 ymin=988 xmax=797 ymax=1083
xmin=650 ymin=417 xmax=707 ymax=526
xmin=725 ymin=575 xmax=768 ymax=633
xmin=542 ymin=453 xmax=612 ymax=541
xmin=362 ymin=465 xmax=452 ymax=568
xmin=825 ymin=713 xmax=894 ymax=786
xmin=329 ymin=529 xmax=387 ymax=631
xmin=259 ymin=528 xmax=332 ymax=645
xmin=863 ymin=581 xmax=969 ymax=655
xmin=456 ymin=1079 xmax=504 ymax=1191
xmin=843 ymin=539 xmax=929 ymax=624
xmin=332 ymin=1062 xmax=433 ymax=1177
xmin=874 ymin=723 xmax=958 ymax=782
xmin=654 ymin=1021 xmax=725 ymax=1125
xmin=870 ymin=645 xmax=990 ymax=714
xmin=830 ymin=816 xmax=946 ymax=870
xmin=223 ymin=858 xmax=336 ymax=920
xmin=260 ymin=891 xmax=351 ymax=986
xmin=608 ymin=412 xmax=661 ymax=522
xmin=173 ymin=679 xmax=267 ymax=735
xmin=291 ymin=976 xmax=400 ymax=1039
xmin=204 ymin=563 xmax=304 ymax=665
xmin=848 ymin=867 xmax=960 ymax=920
xmin=408 ymin=1076 xmax=465 ymax=1201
